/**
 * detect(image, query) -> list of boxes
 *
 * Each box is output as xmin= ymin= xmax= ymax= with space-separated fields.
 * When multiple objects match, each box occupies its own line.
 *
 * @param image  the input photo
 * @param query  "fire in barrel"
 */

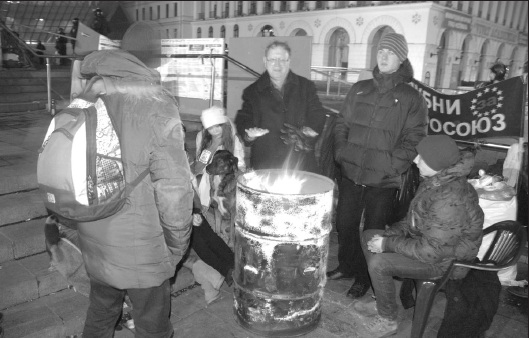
xmin=233 ymin=169 xmax=334 ymax=337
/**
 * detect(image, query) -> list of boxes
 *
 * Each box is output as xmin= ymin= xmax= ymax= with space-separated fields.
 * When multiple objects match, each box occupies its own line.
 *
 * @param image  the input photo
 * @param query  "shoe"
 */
xmin=0 ymin=327 xmax=4 ymax=338
xmin=347 ymin=279 xmax=370 ymax=298
xmin=326 ymin=268 xmax=354 ymax=280
xmin=363 ymin=315 xmax=398 ymax=337
xmin=507 ymin=285 xmax=528 ymax=298
xmin=353 ymin=299 xmax=378 ymax=316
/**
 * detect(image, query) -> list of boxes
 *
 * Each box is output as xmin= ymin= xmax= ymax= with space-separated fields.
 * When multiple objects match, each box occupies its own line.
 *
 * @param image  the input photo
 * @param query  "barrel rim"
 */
xmin=237 ymin=169 xmax=335 ymax=196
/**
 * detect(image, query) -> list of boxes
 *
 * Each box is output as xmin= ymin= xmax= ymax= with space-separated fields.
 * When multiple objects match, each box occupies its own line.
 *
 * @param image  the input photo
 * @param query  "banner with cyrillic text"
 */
xmin=409 ymin=77 xmax=525 ymax=140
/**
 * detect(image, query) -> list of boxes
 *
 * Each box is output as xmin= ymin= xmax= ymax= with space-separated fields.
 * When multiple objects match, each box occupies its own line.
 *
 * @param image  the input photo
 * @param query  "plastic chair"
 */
xmin=411 ymin=220 xmax=527 ymax=338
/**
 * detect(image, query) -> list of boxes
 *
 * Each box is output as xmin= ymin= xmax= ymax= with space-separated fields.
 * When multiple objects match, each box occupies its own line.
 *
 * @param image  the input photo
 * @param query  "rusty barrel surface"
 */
xmin=233 ymin=169 xmax=334 ymax=337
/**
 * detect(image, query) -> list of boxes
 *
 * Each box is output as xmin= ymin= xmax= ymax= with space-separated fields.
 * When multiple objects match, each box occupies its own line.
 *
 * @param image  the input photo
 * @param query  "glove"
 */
xmin=280 ymin=123 xmax=319 ymax=152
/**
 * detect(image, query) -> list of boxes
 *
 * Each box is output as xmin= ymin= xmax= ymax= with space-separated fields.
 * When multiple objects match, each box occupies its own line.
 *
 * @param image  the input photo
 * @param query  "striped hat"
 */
xmin=378 ymin=33 xmax=408 ymax=62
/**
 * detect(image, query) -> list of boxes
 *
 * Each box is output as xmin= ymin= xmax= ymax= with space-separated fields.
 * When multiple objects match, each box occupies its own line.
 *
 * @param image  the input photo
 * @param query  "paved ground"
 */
xmin=0 ymin=109 xmax=527 ymax=338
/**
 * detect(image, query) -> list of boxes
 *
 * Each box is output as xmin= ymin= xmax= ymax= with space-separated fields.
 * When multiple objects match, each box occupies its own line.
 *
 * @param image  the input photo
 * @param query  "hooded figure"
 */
xmin=76 ymin=49 xmax=192 ymax=337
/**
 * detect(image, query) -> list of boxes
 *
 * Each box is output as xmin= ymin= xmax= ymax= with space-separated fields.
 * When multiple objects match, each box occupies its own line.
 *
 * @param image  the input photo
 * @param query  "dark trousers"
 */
xmin=362 ymin=229 xmax=443 ymax=320
xmin=335 ymin=176 xmax=396 ymax=279
xmin=83 ymin=278 xmax=173 ymax=338
xmin=192 ymin=218 xmax=234 ymax=277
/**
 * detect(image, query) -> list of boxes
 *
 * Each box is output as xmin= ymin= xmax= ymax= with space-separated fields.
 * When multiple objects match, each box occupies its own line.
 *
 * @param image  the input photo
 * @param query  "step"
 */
xmin=0 ymin=218 xmax=47 ymax=264
xmin=0 ymin=252 xmax=68 ymax=310
xmin=0 ymin=101 xmax=47 ymax=113
xmin=0 ymin=92 xmax=53 ymax=103
xmin=0 ymin=85 xmax=48 ymax=94
xmin=0 ymin=190 xmax=48 ymax=226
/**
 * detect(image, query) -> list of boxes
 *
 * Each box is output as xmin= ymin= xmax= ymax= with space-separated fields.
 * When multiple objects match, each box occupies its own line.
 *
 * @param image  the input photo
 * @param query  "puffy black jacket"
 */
xmin=334 ymin=61 xmax=428 ymax=187
xmin=235 ymin=71 xmax=326 ymax=173
xmin=383 ymin=151 xmax=484 ymax=279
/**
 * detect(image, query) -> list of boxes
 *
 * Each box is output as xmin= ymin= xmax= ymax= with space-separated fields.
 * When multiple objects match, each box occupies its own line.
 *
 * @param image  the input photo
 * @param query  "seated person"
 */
xmin=352 ymin=135 xmax=484 ymax=337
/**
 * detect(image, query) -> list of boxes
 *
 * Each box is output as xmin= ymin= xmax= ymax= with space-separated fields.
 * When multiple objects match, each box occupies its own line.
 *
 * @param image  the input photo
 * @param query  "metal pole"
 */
xmin=46 ymin=57 xmax=51 ymax=114
xmin=326 ymin=71 xmax=331 ymax=96
xmin=209 ymin=49 xmax=215 ymax=107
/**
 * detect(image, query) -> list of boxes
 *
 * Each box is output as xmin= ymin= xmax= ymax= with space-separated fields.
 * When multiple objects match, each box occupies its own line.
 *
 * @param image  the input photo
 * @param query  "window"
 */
xmin=166 ymin=29 xmax=169 ymax=38
xmin=208 ymin=26 xmax=213 ymax=38
xmin=250 ymin=1 xmax=257 ymax=14
xmin=264 ymin=1 xmax=272 ymax=13
xmin=316 ymin=1 xmax=324 ymax=9
xmin=221 ymin=25 xmax=226 ymax=38
xmin=197 ymin=27 xmax=202 ymax=38
xmin=237 ymin=1 xmax=243 ymax=16
xmin=157 ymin=5 xmax=160 ymax=19
xmin=234 ymin=24 xmax=239 ymax=38
xmin=174 ymin=2 xmax=178 ymax=17
xmin=224 ymin=3 xmax=229 ymax=17
xmin=136 ymin=9 xmax=138 ymax=21
xmin=298 ymin=1 xmax=306 ymax=10
xmin=174 ymin=28 xmax=178 ymax=38
xmin=142 ymin=8 xmax=145 ymax=20
xmin=166 ymin=4 xmax=169 ymax=18
xmin=149 ymin=7 xmax=152 ymax=20
xmin=280 ymin=1 xmax=288 ymax=12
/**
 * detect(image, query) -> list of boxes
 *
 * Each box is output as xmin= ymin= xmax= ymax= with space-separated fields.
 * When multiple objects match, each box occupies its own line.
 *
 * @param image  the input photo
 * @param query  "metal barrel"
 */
xmin=233 ymin=169 xmax=334 ymax=337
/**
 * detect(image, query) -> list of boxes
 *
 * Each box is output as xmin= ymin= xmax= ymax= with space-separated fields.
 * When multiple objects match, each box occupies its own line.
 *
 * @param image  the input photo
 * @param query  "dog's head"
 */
xmin=206 ymin=150 xmax=238 ymax=176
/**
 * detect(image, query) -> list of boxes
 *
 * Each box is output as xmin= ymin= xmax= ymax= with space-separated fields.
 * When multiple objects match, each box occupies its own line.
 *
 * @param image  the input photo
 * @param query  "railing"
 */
xmin=1 ymin=19 xmax=75 ymax=114
xmin=310 ymin=66 xmax=364 ymax=96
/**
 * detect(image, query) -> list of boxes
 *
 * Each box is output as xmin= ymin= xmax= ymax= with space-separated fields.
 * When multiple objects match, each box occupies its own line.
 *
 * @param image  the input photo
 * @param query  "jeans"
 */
xmin=362 ymin=229 xmax=444 ymax=320
xmin=335 ymin=176 xmax=396 ymax=278
xmin=191 ymin=217 xmax=234 ymax=278
xmin=83 ymin=278 xmax=173 ymax=338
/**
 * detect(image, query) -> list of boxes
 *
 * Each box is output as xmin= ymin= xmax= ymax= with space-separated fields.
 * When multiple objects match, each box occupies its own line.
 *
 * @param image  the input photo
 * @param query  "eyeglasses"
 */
xmin=266 ymin=58 xmax=290 ymax=65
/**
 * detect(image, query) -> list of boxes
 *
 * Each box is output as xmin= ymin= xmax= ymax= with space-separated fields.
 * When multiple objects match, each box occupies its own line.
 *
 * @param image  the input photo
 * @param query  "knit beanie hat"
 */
xmin=378 ymin=33 xmax=408 ymax=62
xmin=416 ymin=135 xmax=460 ymax=171
xmin=201 ymin=106 xmax=228 ymax=129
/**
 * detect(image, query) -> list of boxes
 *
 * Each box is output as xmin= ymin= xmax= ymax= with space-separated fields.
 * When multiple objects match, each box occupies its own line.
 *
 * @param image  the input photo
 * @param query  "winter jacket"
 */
xmin=77 ymin=92 xmax=193 ymax=289
xmin=235 ymin=71 xmax=326 ymax=173
xmin=334 ymin=61 xmax=428 ymax=187
xmin=383 ymin=151 xmax=484 ymax=279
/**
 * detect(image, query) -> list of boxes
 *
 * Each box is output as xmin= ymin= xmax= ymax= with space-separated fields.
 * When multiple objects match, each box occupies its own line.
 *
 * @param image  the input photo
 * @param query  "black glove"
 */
xmin=280 ymin=123 xmax=318 ymax=152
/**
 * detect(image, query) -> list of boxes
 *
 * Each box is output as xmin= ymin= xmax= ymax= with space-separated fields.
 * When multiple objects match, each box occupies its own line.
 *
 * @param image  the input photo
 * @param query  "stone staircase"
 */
xmin=0 ymin=67 xmax=72 ymax=114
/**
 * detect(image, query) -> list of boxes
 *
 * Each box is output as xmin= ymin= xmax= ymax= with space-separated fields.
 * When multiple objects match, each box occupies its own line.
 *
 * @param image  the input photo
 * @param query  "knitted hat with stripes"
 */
xmin=378 ymin=33 xmax=408 ymax=62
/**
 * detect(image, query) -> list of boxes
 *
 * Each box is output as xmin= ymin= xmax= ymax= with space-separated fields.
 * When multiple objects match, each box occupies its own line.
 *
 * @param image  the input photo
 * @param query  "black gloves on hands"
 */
xmin=280 ymin=123 xmax=319 ymax=152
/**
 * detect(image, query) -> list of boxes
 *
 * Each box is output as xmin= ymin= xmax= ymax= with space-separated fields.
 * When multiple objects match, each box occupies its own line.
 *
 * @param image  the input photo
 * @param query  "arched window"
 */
xmin=234 ymin=24 xmax=239 ymax=38
xmin=208 ymin=26 xmax=213 ymax=38
xmin=261 ymin=25 xmax=275 ymax=37
xmin=221 ymin=25 xmax=226 ymax=38
xmin=197 ymin=27 xmax=202 ymax=38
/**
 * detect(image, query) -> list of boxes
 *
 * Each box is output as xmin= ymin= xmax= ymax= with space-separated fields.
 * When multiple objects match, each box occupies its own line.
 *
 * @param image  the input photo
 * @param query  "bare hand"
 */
xmin=245 ymin=128 xmax=269 ymax=141
xmin=367 ymin=235 xmax=384 ymax=253
xmin=192 ymin=214 xmax=203 ymax=226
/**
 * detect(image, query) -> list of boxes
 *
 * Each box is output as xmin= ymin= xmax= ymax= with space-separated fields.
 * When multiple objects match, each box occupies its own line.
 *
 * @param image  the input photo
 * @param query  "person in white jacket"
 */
xmin=193 ymin=106 xmax=246 ymax=247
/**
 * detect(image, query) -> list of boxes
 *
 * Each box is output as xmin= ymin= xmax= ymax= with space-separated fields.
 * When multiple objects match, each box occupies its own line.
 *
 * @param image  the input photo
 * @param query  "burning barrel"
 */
xmin=233 ymin=169 xmax=334 ymax=337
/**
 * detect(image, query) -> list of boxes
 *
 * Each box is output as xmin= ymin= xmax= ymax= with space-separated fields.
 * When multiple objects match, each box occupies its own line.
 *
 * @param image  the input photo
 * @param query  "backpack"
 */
xmin=37 ymin=97 xmax=149 ymax=222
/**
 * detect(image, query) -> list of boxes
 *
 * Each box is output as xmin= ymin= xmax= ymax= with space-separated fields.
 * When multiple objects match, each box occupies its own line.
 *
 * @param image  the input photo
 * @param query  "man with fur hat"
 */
xmin=76 ymin=49 xmax=193 ymax=337
xmin=328 ymin=33 xmax=428 ymax=299
xmin=352 ymin=135 xmax=484 ymax=336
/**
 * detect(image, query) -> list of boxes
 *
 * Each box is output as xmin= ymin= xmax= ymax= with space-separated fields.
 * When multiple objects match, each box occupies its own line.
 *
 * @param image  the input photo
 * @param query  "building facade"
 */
xmin=121 ymin=1 xmax=528 ymax=90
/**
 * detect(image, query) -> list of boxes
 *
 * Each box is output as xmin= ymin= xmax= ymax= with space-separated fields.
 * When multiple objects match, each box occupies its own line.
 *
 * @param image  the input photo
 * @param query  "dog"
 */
xmin=206 ymin=149 xmax=239 ymax=219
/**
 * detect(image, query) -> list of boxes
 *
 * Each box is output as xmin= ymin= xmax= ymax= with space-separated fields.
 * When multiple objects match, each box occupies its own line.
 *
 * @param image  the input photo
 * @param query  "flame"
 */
xmin=244 ymin=170 xmax=307 ymax=194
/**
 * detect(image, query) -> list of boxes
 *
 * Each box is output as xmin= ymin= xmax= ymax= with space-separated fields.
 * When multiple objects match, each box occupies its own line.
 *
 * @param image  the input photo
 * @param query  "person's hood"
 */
xmin=80 ymin=49 xmax=160 ymax=84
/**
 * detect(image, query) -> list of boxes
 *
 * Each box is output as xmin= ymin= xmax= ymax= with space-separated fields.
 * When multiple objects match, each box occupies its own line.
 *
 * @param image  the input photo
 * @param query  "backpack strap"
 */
xmin=125 ymin=168 xmax=150 ymax=193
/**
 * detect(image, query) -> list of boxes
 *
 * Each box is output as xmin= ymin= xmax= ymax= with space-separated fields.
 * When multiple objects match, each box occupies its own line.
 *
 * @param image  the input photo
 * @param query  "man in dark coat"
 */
xmin=55 ymin=28 xmax=67 ymax=65
xmin=91 ymin=8 xmax=110 ymax=36
xmin=327 ymin=33 xmax=428 ymax=299
xmin=352 ymin=135 xmax=484 ymax=337
xmin=235 ymin=40 xmax=326 ymax=173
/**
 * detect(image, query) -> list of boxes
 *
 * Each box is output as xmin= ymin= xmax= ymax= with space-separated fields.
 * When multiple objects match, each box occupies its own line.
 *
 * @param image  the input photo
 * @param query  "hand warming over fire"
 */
xmin=280 ymin=123 xmax=319 ymax=152
xmin=245 ymin=127 xmax=269 ymax=142
xmin=367 ymin=234 xmax=384 ymax=253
